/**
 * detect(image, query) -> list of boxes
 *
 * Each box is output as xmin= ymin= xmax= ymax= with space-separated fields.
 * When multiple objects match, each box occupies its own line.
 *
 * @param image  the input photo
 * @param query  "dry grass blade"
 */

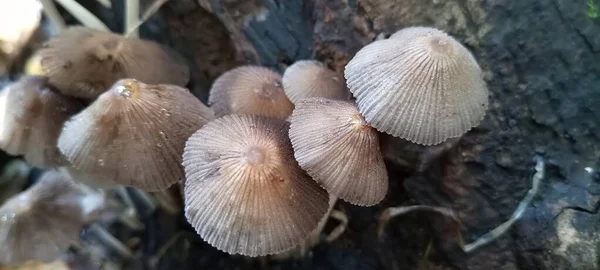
xmin=463 ymin=156 xmax=544 ymax=253
xmin=377 ymin=205 xmax=460 ymax=239
xmin=39 ymin=0 xmax=66 ymax=31
xmin=125 ymin=0 xmax=170 ymax=38
xmin=125 ymin=0 xmax=139 ymax=37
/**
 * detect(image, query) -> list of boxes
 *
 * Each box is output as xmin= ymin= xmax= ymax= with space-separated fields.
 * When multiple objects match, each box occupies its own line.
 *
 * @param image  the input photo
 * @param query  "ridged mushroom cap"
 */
xmin=0 ymin=75 xmax=82 ymax=168
xmin=0 ymin=170 xmax=88 ymax=265
xmin=282 ymin=60 xmax=348 ymax=104
xmin=208 ymin=66 xmax=294 ymax=119
xmin=289 ymin=98 xmax=388 ymax=206
xmin=389 ymin=26 xmax=438 ymax=40
xmin=58 ymin=79 xmax=214 ymax=191
xmin=182 ymin=114 xmax=329 ymax=256
xmin=39 ymin=27 xmax=189 ymax=99
xmin=345 ymin=26 xmax=489 ymax=145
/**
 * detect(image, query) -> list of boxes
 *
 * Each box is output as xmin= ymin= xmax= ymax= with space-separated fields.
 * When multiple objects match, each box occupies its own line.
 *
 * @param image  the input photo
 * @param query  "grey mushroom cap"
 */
xmin=182 ymin=114 xmax=329 ymax=256
xmin=345 ymin=26 xmax=489 ymax=145
xmin=289 ymin=98 xmax=388 ymax=206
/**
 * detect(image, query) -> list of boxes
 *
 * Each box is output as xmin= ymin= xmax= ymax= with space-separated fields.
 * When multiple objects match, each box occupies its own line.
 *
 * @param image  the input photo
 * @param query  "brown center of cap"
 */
xmin=243 ymin=146 xmax=267 ymax=165
xmin=348 ymin=113 xmax=369 ymax=130
xmin=429 ymin=37 xmax=454 ymax=55
xmin=255 ymin=80 xmax=282 ymax=100
xmin=113 ymin=79 xmax=141 ymax=99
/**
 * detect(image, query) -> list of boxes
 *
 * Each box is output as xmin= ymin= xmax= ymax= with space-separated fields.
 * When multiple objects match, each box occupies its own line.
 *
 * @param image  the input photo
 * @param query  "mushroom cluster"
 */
xmin=0 ymin=25 xmax=488 ymax=262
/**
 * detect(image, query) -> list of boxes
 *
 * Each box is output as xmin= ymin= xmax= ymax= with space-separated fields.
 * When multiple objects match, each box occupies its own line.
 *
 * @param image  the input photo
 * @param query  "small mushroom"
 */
xmin=58 ymin=79 xmax=214 ymax=191
xmin=289 ymin=98 xmax=388 ymax=206
xmin=208 ymin=66 xmax=294 ymax=119
xmin=345 ymin=26 xmax=489 ymax=145
xmin=0 ymin=170 xmax=92 ymax=265
xmin=39 ymin=26 xmax=189 ymax=99
xmin=0 ymin=75 xmax=82 ymax=168
xmin=282 ymin=60 xmax=348 ymax=104
xmin=182 ymin=114 xmax=329 ymax=256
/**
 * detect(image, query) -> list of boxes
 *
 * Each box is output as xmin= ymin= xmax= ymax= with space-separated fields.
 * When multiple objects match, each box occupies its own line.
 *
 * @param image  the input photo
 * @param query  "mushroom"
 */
xmin=58 ymin=79 xmax=214 ymax=191
xmin=344 ymin=26 xmax=489 ymax=145
xmin=39 ymin=26 xmax=189 ymax=99
xmin=389 ymin=26 xmax=438 ymax=40
xmin=182 ymin=114 xmax=329 ymax=256
xmin=208 ymin=66 xmax=294 ymax=119
xmin=289 ymin=98 xmax=388 ymax=206
xmin=0 ymin=75 xmax=82 ymax=168
xmin=0 ymin=170 xmax=98 ymax=265
xmin=282 ymin=60 xmax=349 ymax=104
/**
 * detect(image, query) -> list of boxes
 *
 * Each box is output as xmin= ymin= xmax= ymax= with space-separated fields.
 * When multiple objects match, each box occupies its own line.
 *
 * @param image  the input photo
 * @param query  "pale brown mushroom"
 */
xmin=182 ymin=114 xmax=329 ymax=256
xmin=289 ymin=98 xmax=388 ymax=206
xmin=282 ymin=60 xmax=349 ymax=104
xmin=58 ymin=79 xmax=214 ymax=191
xmin=39 ymin=27 xmax=189 ymax=99
xmin=208 ymin=66 xmax=294 ymax=119
xmin=0 ymin=75 xmax=82 ymax=168
xmin=0 ymin=170 xmax=91 ymax=265
xmin=345 ymin=26 xmax=488 ymax=145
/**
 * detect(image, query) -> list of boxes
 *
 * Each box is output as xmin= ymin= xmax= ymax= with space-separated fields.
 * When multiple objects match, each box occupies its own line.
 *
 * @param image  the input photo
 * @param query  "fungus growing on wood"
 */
xmin=182 ymin=114 xmax=329 ymax=256
xmin=0 ymin=75 xmax=82 ymax=168
xmin=39 ymin=27 xmax=189 ymax=99
xmin=282 ymin=60 xmax=348 ymax=104
xmin=208 ymin=66 xmax=294 ymax=119
xmin=0 ymin=170 xmax=99 ymax=265
xmin=289 ymin=98 xmax=388 ymax=206
xmin=58 ymin=79 xmax=214 ymax=191
xmin=345 ymin=26 xmax=488 ymax=145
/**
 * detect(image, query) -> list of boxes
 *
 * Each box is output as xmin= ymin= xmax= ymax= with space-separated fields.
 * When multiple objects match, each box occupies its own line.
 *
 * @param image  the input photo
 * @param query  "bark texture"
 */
xmin=5 ymin=0 xmax=597 ymax=269
xmin=146 ymin=0 xmax=600 ymax=269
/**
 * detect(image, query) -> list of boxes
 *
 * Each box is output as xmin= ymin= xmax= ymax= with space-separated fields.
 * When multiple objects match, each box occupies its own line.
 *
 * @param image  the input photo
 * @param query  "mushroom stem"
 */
xmin=299 ymin=194 xmax=339 ymax=255
xmin=325 ymin=209 xmax=348 ymax=243
xmin=114 ymin=187 xmax=145 ymax=230
xmin=463 ymin=156 xmax=545 ymax=253
xmin=86 ymin=224 xmax=134 ymax=260
xmin=130 ymin=188 xmax=157 ymax=215
xmin=54 ymin=0 xmax=110 ymax=31
xmin=116 ymin=186 xmax=137 ymax=212
xmin=152 ymin=190 xmax=181 ymax=215
xmin=314 ymin=195 xmax=339 ymax=240
xmin=119 ymin=208 xmax=145 ymax=231
xmin=125 ymin=0 xmax=139 ymax=37
xmin=39 ymin=0 xmax=66 ymax=31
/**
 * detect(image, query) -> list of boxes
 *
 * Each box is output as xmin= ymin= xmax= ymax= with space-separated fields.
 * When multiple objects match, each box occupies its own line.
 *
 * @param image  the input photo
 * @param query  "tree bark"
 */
xmin=94 ymin=0 xmax=600 ymax=269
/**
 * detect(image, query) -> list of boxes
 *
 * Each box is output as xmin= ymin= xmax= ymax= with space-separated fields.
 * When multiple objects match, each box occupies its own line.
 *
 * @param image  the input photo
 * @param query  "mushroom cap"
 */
xmin=58 ymin=79 xmax=214 ymax=191
xmin=0 ymin=75 xmax=82 ymax=168
xmin=182 ymin=114 xmax=329 ymax=256
xmin=282 ymin=60 xmax=349 ymax=104
xmin=40 ymin=27 xmax=189 ymax=99
xmin=389 ymin=26 xmax=438 ymax=40
xmin=289 ymin=98 xmax=388 ymax=206
xmin=344 ymin=27 xmax=489 ymax=145
xmin=208 ymin=66 xmax=294 ymax=119
xmin=0 ymin=170 xmax=87 ymax=265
